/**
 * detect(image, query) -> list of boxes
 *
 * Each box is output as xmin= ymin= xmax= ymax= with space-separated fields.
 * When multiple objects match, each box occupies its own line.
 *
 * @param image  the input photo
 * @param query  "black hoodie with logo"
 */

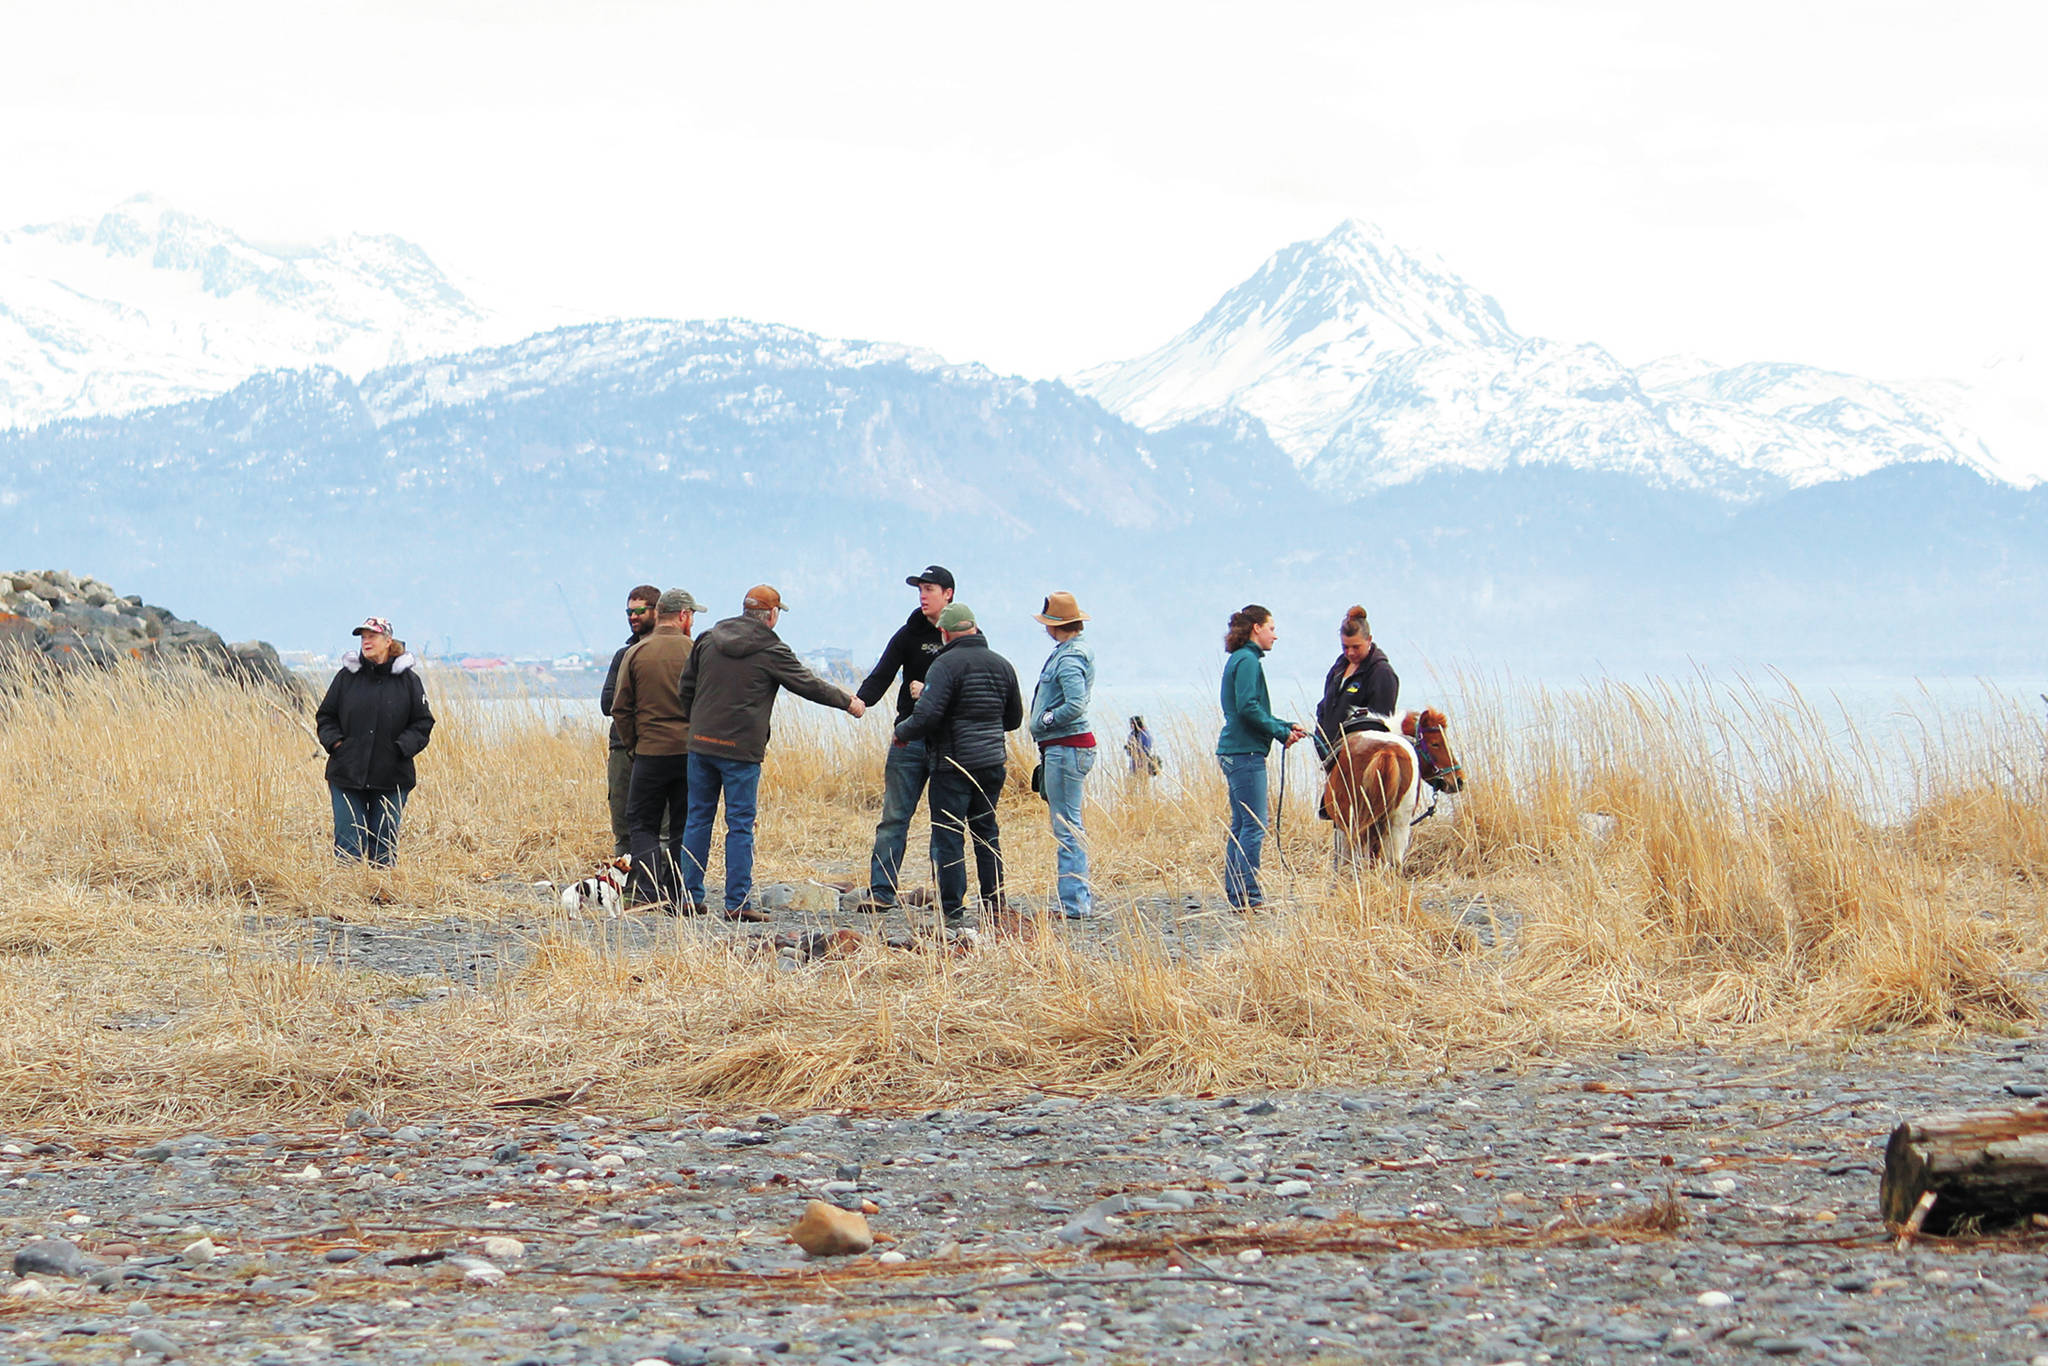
xmin=856 ymin=608 xmax=946 ymax=725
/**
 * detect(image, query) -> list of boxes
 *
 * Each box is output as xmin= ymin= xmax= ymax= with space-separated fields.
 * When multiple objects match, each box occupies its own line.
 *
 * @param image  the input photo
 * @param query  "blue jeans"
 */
xmin=331 ymin=784 xmax=407 ymax=867
xmin=866 ymin=739 xmax=932 ymax=905
xmin=1041 ymin=744 xmax=1097 ymax=917
xmin=682 ymin=753 xmax=762 ymax=912
xmin=1219 ymin=753 xmax=1269 ymax=908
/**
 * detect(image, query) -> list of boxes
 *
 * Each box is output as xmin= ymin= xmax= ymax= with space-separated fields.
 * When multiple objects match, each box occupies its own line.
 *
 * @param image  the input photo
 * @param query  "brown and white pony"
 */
xmin=1323 ymin=708 xmax=1463 ymax=869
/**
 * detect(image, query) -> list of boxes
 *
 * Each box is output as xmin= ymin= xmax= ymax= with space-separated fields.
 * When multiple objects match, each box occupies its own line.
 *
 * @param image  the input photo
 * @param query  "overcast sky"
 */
xmin=3 ymin=0 xmax=2041 ymax=383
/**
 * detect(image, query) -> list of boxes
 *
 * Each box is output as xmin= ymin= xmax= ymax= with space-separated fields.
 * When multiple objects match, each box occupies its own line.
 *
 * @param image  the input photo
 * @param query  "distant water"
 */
xmin=452 ymin=670 xmax=2044 ymax=818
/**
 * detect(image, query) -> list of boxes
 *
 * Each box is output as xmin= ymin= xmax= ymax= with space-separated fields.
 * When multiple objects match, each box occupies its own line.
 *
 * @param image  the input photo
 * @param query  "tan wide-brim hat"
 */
xmin=1033 ymin=591 xmax=1090 ymax=626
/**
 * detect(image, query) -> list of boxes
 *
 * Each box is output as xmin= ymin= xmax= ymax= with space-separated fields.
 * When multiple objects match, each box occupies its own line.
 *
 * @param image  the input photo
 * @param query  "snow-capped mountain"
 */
xmin=1076 ymin=220 xmax=2044 ymax=496
xmin=1072 ymin=219 xmax=1516 ymax=460
xmin=0 ymin=195 xmax=504 ymax=431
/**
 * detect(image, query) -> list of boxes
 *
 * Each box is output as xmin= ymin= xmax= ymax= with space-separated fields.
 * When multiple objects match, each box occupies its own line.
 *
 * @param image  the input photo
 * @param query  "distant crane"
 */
xmin=555 ymin=582 xmax=593 ymax=657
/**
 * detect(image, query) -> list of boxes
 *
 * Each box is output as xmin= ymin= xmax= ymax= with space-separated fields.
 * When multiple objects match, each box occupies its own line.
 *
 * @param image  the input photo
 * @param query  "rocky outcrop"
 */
xmin=1 ymin=569 xmax=304 ymax=695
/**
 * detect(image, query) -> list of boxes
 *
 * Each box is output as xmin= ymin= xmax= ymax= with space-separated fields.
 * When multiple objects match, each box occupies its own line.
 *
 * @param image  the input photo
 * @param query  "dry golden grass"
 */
xmin=0 ymin=660 xmax=2044 ymax=1132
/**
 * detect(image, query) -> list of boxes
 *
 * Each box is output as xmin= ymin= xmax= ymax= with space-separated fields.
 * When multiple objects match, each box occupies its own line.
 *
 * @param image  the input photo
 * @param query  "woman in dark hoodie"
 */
xmin=315 ymin=616 xmax=435 ymax=866
xmin=1313 ymin=605 xmax=1399 ymax=760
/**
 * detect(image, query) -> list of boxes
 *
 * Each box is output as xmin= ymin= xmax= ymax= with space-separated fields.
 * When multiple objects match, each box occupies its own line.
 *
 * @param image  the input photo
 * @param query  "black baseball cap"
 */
xmin=906 ymin=564 xmax=955 ymax=591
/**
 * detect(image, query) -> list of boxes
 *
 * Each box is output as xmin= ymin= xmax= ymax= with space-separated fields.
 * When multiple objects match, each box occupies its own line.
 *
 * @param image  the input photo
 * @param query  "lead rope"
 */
xmin=1273 ymin=737 xmax=1289 ymax=871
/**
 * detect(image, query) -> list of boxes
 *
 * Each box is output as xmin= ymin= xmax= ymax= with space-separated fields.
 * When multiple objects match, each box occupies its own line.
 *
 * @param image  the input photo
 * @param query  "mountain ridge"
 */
xmin=1074 ymin=220 xmax=2043 ymax=496
xmin=0 ymin=195 xmax=502 ymax=430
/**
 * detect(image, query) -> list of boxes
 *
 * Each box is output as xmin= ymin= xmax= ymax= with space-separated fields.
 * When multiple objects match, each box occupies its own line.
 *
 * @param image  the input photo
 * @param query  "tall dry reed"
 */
xmin=0 ymin=660 xmax=2043 ymax=1131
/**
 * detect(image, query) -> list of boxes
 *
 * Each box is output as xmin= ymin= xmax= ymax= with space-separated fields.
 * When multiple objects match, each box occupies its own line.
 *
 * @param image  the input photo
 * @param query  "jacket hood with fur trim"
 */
xmin=342 ymin=650 xmax=419 ymax=675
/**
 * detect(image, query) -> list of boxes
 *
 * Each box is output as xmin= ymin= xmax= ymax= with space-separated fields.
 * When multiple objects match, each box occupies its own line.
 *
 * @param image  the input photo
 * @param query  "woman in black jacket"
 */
xmin=1313 ymin=605 xmax=1398 ymax=761
xmin=314 ymin=616 xmax=435 ymax=865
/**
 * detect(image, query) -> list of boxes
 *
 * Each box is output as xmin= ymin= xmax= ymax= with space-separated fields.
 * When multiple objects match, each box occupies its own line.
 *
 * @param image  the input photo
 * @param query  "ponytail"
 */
xmin=1223 ymin=604 xmax=1271 ymax=653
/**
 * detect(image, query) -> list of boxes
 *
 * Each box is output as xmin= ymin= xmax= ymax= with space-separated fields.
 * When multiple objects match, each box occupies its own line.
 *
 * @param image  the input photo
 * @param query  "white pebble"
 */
xmin=480 ymin=1237 xmax=525 ymax=1262
xmin=615 ymin=1144 xmax=648 ymax=1159
xmin=284 ymin=1164 xmax=322 ymax=1182
xmin=593 ymin=1154 xmax=625 ymax=1172
xmin=180 ymin=1237 xmax=216 ymax=1264
xmin=66 ymin=1214 xmax=91 ymax=1226
xmin=1696 ymin=1290 xmax=1734 ymax=1307
xmin=1057 ymin=1321 xmax=1087 ymax=1334
xmin=1237 ymin=1248 xmax=1265 ymax=1263
xmin=978 ymin=1339 xmax=1017 ymax=1351
xmin=462 ymin=1263 xmax=505 ymax=1286
xmin=7 ymin=1279 xmax=47 ymax=1299
xmin=1710 ymin=1177 xmax=1738 ymax=1194
xmin=876 ymin=1250 xmax=907 ymax=1264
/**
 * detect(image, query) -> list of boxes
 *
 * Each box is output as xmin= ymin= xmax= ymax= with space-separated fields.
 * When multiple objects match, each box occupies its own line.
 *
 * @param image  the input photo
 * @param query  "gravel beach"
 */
xmin=8 ymin=886 xmax=2045 ymax=1365
xmin=8 ymin=1010 xmax=2047 ymax=1365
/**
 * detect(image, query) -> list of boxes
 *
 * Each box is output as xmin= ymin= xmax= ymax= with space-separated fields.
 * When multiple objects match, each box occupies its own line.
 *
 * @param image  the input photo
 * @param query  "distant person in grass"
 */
xmin=853 ymin=564 xmax=955 ymax=914
xmin=678 ymin=585 xmax=865 ymax=920
xmin=315 ymin=615 xmax=435 ymax=867
xmin=599 ymin=583 xmax=661 ymax=857
xmin=1027 ymin=591 xmax=1098 ymax=920
xmin=1125 ymin=715 xmax=1162 ymax=778
xmin=894 ymin=602 xmax=1023 ymax=926
xmin=1216 ymin=604 xmax=1307 ymax=911
xmin=610 ymin=587 xmax=701 ymax=912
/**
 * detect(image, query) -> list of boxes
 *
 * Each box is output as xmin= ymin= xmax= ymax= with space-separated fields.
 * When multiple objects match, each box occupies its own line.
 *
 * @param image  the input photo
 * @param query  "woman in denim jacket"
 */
xmin=1028 ymin=592 xmax=1098 ymax=919
xmin=1216 ymin=604 xmax=1307 ymax=910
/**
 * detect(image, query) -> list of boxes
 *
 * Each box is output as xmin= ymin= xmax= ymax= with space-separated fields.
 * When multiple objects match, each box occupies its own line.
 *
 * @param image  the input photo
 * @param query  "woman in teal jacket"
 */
xmin=1216 ymin=604 xmax=1306 ymax=909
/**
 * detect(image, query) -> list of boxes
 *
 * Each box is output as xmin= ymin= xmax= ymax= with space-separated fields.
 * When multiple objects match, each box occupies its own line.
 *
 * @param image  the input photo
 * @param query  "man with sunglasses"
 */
xmin=599 ymin=584 xmax=662 ymax=857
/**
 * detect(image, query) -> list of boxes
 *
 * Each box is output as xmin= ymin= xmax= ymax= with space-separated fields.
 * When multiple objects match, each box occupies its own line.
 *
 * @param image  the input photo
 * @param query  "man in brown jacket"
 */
xmin=611 ymin=587 xmax=700 ymax=911
xmin=678 ymin=584 xmax=865 ymax=917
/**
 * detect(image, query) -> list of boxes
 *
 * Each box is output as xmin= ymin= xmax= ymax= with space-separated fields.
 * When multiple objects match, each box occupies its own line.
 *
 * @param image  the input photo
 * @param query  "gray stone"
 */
xmin=129 ymin=1328 xmax=181 ymax=1357
xmin=13 ymin=1239 xmax=87 ymax=1278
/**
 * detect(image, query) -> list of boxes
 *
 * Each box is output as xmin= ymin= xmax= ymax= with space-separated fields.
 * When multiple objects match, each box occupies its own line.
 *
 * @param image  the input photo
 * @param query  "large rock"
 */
xmin=1 ymin=568 xmax=306 ymax=698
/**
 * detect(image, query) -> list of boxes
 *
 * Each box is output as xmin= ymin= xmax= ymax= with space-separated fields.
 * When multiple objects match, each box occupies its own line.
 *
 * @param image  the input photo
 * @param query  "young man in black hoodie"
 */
xmin=851 ymin=565 xmax=954 ymax=912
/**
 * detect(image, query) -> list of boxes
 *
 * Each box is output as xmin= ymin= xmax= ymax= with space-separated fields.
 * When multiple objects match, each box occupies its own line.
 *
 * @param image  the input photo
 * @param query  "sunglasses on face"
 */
xmin=627 ymin=606 xmax=653 ymax=616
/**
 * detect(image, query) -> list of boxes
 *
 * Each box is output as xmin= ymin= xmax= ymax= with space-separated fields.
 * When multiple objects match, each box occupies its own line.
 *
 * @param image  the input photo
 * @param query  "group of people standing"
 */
xmin=599 ymin=567 xmax=1100 ymax=925
xmin=314 ymin=583 xmax=1399 ymax=922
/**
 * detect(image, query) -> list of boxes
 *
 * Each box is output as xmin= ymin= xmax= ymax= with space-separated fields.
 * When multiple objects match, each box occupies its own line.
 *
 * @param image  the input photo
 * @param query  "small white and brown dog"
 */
xmin=554 ymin=855 xmax=633 ymax=917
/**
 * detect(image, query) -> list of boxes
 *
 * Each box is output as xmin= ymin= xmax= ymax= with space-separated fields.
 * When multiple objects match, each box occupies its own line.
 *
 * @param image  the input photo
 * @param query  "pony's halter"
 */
xmin=1412 ymin=721 xmax=1462 ymax=790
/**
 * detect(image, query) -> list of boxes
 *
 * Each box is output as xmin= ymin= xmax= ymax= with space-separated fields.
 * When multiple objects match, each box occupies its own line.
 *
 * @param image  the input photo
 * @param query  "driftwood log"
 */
xmin=1882 ymin=1105 xmax=2048 ymax=1234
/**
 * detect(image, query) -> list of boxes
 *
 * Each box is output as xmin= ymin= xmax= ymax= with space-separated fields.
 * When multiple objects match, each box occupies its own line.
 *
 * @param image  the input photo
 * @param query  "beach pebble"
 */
xmin=481 ymin=1236 xmax=525 ymax=1262
xmin=12 ymin=1238 xmax=86 ymax=1278
xmin=129 ymin=1328 xmax=181 ymax=1357
xmin=789 ymin=1200 xmax=873 ymax=1257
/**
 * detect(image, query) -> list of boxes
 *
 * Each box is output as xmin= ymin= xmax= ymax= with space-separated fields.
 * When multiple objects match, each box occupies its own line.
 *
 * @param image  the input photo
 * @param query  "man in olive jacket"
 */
xmin=677 ymin=585 xmax=866 ymax=917
xmin=611 ymin=587 xmax=700 ymax=910
xmin=893 ymin=602 xmax=1022 ymax=924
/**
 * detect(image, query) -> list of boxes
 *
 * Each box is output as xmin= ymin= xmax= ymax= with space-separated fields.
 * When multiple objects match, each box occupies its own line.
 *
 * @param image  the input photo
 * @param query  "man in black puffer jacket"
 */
xmin=894 ymin=602 xmax=1022 ymax=924
xmin=314 ymin=617 xmax=436 ymax=866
